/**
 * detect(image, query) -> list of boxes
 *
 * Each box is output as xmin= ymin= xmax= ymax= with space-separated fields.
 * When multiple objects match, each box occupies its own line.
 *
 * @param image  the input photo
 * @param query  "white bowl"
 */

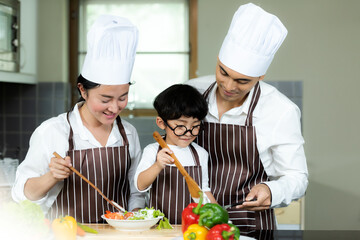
xmin=101 ymin=215 xmax=163 ymax=231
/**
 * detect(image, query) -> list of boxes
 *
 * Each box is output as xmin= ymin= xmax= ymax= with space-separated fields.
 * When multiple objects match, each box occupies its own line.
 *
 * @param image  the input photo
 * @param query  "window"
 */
xmin=71 ymin=0 xmax=198 ymax=115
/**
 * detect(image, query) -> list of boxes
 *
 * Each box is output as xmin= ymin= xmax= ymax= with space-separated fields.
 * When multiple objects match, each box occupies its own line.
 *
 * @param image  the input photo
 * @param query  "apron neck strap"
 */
xmin=188 ymin=143 xmax=200 ymax=166
xmin=203 ymin=81 xmax=216 ymax=100
xmin=203 ymin=81 xmax=261 ymax=127
xmin=66 ymin=112 xmax=74 ymax=151
xmin=66 ymin=113 xmax=129 ymax=151
xmin=245 ymin=82 xmax=261 ymax=126
xmin=116 ymin=116 xmax=129 ymax=145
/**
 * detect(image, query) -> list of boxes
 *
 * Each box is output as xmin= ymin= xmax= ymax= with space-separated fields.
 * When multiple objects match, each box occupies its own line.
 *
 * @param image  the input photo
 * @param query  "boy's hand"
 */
xmin=155 ymin=148 xmax=175 ymax=169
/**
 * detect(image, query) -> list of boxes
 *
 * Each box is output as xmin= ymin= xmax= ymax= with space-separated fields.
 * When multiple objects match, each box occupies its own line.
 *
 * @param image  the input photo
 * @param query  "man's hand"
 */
xmin=236 ymin=183 xmax=272 ymax=211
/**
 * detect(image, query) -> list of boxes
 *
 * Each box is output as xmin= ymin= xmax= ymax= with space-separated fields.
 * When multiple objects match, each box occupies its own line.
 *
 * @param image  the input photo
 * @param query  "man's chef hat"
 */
xmin=219 ymin=3 xmax=287 ymax=77
xmin=81 ymin=15 xmax=138 ymax=85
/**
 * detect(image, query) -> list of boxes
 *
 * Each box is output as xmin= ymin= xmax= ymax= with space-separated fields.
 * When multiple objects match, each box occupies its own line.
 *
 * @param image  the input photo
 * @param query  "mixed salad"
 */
xmin=103 ymin=207 xmax=172 ymax=229
xmin=104 ymin=207 xmax=164 ymax=220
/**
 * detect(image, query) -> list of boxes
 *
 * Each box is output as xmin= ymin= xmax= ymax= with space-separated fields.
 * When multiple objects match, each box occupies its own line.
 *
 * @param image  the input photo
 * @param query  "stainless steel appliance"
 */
xmin=0 ymin=0 xmax=20 ymax=72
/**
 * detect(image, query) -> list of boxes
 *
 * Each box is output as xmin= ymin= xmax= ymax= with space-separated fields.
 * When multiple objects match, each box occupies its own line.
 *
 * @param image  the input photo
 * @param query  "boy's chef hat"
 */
xmin=81 ymin=15 xmax=138 ymax=85
xmin=219 ymin=3 xmax=287 ymax=77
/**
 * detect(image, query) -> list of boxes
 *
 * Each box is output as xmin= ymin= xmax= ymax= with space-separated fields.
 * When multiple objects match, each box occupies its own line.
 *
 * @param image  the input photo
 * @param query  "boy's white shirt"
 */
xmin=134 ymin=142 xmax=211 ymax=194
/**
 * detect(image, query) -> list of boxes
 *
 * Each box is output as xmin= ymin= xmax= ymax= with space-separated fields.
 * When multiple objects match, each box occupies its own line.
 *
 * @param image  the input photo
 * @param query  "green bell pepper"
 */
xmin=198 ymin=203 xmax=229 ymax=228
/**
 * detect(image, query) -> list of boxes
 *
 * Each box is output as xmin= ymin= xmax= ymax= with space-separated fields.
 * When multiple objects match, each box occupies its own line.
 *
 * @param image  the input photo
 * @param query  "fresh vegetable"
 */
xmin=77 ymin=222 xmax=99 ymax=234
xmin=198 ymin=203 xmax=229 ymax=228
xmin=51 ymin=215 xmax=77 ymax=240
xmin=77 ymin=225 xmax=86 ymax=236
xmin=104 ymin=207 xmax=165 ymax=221
xmin=182 ymin=191 xmax=204 ymax=232
xmin=156 ymin=217 xmax=173 ymax=230
xmin=0 ymin=200 xmax=50 ymax=239
xmin=104 ymin=210 xmax=124 ymax=220
xmin=206 ymin=223 xmax=240 ymax=240
xmin=124 ymin=212 xmax=134 ymax=219
xmin=135 ymin=207 xmax=165 ymax=219
xmin=183 ymin=224 xmax=209 ymax=240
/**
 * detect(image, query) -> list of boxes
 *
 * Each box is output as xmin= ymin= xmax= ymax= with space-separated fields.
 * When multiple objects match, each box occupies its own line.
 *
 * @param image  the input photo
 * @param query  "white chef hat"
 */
xmin=81 ymin=14 xmax=138 ymax=85
xmin=219 ymin=3 xmax=287 ymax=77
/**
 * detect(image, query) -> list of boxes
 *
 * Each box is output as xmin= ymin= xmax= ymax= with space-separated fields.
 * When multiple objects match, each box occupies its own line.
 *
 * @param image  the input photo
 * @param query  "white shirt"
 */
xmin=186 ymin=75 xmax=308 ymax=208
xmin=134 ymin=142 xmax=211 ymax=193
xmin=12 ymin=102 xmax=146 ymax=213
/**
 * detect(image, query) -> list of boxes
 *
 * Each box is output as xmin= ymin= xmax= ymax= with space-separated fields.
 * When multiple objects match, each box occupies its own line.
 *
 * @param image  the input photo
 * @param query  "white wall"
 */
xmin=37 ymin=0 xmax=68 ymax=83
xmin=198 ymin=0 xmax=360 ymax=230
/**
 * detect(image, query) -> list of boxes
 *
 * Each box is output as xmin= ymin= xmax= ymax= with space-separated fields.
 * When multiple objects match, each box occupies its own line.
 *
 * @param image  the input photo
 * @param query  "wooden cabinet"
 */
xmin=274 ymin=198 xmax=304 ymax=230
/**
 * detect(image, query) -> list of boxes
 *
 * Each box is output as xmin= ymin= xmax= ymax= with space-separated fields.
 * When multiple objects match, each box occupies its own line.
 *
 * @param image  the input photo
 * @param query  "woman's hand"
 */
xmin=24 ymin=156 xmax=72 ymax=200
xmin=155 ymin=148 xmax=174 ymax=169
xmin=49 ymin=156 xmax=72 ymax=181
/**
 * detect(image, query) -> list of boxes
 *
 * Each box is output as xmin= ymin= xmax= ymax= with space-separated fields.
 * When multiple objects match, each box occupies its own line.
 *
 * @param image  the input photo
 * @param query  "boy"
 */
xmin=134 ymin=84 xmax=216 ymax=224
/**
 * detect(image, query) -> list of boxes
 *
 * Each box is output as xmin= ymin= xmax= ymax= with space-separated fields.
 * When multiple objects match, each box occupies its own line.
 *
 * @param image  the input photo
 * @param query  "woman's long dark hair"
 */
xmin=76 ymin=74 xmax=100 ymax=102
xmin=69 ymin=74 xmax=100 ymax=111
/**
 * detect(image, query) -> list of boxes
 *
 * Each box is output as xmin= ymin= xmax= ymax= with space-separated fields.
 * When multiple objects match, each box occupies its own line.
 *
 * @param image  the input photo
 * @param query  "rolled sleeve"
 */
xmin=265 ymin=105 xmax=308 ymax=208
xmin=125 ymin=124 xmax=147 ymax=210
xmin=11 ymin=120 xmax=67 ymax=213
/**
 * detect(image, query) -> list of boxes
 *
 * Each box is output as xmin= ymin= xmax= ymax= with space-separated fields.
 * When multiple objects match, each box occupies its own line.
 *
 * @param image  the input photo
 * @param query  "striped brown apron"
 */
xmin=196 ymin=82 xmax=275 ymax=234
xmin=149 ymin=143 xmax=202 ymax=224
xmin=48 ymin=114 xmax=131 ymax=223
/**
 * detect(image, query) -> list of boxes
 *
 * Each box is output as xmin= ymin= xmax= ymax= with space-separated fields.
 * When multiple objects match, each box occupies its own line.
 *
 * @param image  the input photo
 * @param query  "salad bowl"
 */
xmin=101 ymin=215 xmax=163 ymax=231
xmin=101 ymin=208 xmax=164 ymax=231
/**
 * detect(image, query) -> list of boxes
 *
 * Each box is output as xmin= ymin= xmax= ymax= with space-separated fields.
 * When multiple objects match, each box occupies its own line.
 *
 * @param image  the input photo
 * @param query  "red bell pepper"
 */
xmin=206 ymin=223 xmax=240 ymax=240
xmin=181 ymin=191 xmax=204 ymax=233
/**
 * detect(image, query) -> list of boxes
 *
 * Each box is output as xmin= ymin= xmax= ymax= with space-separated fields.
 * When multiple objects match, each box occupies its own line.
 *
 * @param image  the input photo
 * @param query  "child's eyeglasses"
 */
xmin=164 ymin=121 xmax=202 ymax=137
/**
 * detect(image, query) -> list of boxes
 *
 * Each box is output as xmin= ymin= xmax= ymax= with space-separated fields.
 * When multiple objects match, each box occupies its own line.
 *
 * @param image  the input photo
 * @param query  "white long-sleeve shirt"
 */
xmin=186 ymin=76 xmax=308 ymax=208
xmin=134 ymin=142 xmax=211 ymax=193
xmin=12 ymin=102 xmax=146 ymax=213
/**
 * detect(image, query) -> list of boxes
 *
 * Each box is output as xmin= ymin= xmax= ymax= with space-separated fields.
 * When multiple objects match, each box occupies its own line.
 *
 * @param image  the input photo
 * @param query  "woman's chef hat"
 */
xmin=219 ymin=3 xmax=287 ymax=77
xmin=81 ymin=15 xmax=138 ymax=85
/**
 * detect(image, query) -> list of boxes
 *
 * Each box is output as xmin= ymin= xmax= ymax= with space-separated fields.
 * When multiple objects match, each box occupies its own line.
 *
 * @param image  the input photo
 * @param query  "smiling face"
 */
xmin=78 ymin=83 xmax=129 ymax=127
xmin=215 ymin=58 xmax=264 ymax=107
xmin=156 ymin=116 xmax=201 ymax=148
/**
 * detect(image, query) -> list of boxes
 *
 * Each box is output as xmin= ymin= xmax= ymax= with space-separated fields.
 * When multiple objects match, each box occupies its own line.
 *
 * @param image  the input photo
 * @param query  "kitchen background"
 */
xmin=0 ymin=0 xmax=359 ymax=231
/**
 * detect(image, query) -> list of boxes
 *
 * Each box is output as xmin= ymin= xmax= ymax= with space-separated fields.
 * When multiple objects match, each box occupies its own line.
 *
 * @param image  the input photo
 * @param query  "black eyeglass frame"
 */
xmin=163 ymin=121 xmax=203 ymax=137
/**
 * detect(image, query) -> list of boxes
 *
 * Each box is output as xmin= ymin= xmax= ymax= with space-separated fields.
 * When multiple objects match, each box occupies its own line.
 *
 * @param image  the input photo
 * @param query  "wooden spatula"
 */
xmin=53 ymin=152 xmax=126 ymax=213
xmin=153 ymin=131 xmax=201 ymax=199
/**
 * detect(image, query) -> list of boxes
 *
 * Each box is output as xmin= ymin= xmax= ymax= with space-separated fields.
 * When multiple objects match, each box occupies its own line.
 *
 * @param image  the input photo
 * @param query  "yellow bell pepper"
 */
xmin=183 ymin=223 xmax=209 ymax=240
xmin=51 ymin=215 xmax=77 ymax=240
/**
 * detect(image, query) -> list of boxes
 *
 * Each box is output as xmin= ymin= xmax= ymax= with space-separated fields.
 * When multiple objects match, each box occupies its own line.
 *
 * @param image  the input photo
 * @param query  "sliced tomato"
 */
xmin=104 ymin=211 xmax=124 ymax=220
xmin=124 ymin=212 xmax=134 ymax=219
xmin=113 ymin=213 xmax=124 ymax=220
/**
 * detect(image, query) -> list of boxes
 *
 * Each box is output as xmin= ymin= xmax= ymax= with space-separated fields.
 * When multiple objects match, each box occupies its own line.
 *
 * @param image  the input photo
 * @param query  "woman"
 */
xmin=11 ymin=15 xmax=145 ymax=223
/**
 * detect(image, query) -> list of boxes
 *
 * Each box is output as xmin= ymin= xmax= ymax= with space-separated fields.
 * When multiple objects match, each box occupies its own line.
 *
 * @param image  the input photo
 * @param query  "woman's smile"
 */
xmin=104 ymin=112 xmax=117 ymax=119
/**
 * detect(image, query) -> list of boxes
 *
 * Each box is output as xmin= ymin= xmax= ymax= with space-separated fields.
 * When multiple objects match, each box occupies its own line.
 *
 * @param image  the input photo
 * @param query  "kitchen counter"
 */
xmin=79 ymin=224 xmax=360 ymax=240
xmin=81 ymin=224 xmax=182 ymax=239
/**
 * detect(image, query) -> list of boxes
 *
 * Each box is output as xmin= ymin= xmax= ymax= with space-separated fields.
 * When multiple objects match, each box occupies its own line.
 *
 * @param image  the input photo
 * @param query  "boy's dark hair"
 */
xmin=153 ymin=84 xmax=208 ymax=122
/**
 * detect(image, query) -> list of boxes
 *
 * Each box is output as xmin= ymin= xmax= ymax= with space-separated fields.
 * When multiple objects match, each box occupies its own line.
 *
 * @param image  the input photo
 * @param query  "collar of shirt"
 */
xmin=70 ymin=102 xmax=122 ymax=147
xmin=207 ymin=82 xmax=258 ymax=121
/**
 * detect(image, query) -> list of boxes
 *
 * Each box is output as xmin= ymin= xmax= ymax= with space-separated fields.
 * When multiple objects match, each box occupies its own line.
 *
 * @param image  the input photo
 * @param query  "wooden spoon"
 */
xmin=153 ymin=131 xmax=201 ymax=198
xmin=53 ymin=152 xmax=126 ymax=213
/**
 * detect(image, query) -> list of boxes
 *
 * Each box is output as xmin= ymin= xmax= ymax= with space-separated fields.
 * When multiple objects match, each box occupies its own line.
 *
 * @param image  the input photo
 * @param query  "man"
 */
xmin=187 ymin=3 xmax=308 ymax=232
